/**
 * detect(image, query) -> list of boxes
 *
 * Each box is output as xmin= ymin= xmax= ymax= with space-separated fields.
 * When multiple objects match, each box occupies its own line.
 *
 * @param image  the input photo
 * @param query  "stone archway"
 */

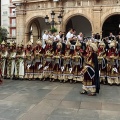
xmin=62 ymin=10 xmax=93 ymax=34
xmin=25 ymin=16 xmax=50 ymax=44
xmin=65 ymin=15 xmax=92 ymax=37
xmin=102 ymin=14 xmax=120 ymax=37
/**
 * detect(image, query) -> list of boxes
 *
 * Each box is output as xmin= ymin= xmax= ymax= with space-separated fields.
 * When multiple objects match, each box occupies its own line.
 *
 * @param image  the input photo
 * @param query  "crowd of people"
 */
xmin=0 ymin=28 xmax=120 ymax=96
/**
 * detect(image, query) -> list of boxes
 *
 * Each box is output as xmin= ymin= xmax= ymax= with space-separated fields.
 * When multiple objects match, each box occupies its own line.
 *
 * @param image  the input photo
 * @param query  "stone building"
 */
xmin=12 ymin=0 xmax=120 ymax=45
xmin=1 ymin=0 xmax=16 ymax=40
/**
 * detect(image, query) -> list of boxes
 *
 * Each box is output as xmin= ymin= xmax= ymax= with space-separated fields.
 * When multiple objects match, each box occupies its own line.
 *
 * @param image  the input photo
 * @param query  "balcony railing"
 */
xmin=7 ymin=35 xmax=16 ymax=38
xmin=9 ymin=24 xmax=16 ymax=27
xmin=9 ymin=13 xmax=16 ymax=17
xmin=9 ymin=3 xmax=16 ymax=8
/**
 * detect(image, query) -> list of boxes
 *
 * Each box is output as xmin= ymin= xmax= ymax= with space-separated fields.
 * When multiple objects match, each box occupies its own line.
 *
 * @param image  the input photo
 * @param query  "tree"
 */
xmin=0 ymin=27 xmax=8 ymax=43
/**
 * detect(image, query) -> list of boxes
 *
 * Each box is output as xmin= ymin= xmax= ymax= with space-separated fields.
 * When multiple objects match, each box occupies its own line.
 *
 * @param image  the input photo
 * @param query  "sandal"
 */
xmin=88 ymin=93 xmax=96 ymax=96
xmin=80 ymin=91 xmax=87 ymax=94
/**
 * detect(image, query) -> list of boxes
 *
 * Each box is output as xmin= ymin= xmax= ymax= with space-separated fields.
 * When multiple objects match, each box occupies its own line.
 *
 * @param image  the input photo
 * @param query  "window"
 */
xmin=12 ymin=19 xmax=16 ymax=25
xmin=2 ymin=11 xmax=8 ymax=15
xmin=1 ymin=0 xmax=9 ymax=5
xmin=11 ymin=8 xmax=16 ymax=16
xmin=12 ymin=29 xmax=16 ymax=37
xmin=2 ymin=20 xmax=8 ymax=25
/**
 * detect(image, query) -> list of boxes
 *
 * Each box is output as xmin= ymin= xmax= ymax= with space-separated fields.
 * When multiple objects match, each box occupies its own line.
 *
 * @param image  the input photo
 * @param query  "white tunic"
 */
xmin=66 ymin=32 xmax=73 ymax=42
xmin=42 ymin=34 xmax=49 ymax=48
xmin=1 ymin=51 xmax=8 ymax=77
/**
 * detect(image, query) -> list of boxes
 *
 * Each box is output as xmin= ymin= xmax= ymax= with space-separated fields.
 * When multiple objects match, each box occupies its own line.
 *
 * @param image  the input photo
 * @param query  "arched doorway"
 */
xmin=26 ymin=17 xmax=50 ymax=44
xmin=102 ymin=14 xmax=120 ymax=37
xmin=66 ymin=15 xmax=92 ymax=37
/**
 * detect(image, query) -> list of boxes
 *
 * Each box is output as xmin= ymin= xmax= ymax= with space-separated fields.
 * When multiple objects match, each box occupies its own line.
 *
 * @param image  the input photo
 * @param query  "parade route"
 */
xmin=0 ymin=80 xmax=120 ymax=120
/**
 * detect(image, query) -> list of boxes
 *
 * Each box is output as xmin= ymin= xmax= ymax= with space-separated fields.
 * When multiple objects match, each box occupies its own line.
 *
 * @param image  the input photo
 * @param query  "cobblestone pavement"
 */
xmin=0 ymin=79 xmax=120 ymax=120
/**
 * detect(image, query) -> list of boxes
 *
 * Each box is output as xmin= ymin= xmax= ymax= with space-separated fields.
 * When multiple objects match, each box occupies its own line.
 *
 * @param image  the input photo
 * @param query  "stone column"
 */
xmin=16 ymin=14 xmax=25 ymax=45
xmin=92 ymin=7 xmax=102 ymax=35
xmin=32 ymin=23 xmax=38 ymax=46
xmin=24 ymin=33 xmax=29 ymax=45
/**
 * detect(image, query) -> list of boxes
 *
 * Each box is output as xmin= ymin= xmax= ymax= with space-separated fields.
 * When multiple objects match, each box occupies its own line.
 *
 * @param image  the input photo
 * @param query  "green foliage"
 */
xmin=49 ymin=28 xmax=57 ymax=33
xmin=0 ymin=27 xmax=8 ymax=43
xmin=0 ymin=36 xmax=2 ymax=44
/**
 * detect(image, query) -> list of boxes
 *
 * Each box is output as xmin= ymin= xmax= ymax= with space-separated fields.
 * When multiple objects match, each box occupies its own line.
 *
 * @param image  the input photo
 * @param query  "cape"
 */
xmin=93 ymin=52 xmax=100 ymax=93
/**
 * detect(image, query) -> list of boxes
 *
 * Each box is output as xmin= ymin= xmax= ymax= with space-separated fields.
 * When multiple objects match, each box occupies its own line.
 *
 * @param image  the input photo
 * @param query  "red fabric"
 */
xmin=107 ymin=48 xmax=117 ymax=56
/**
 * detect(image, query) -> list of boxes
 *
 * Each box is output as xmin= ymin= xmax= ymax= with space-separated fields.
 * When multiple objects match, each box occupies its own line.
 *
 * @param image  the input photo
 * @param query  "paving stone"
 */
xmin=0 ymin=93 xmax=11 ymax=100
xmin=99 ymin=110 xmax=120 ymax=120
xmin=0 ymin=100 xmax=35 ymax=120
xmin=55 ymin=86 xmax=73 ymax=91
xmin=47 ymin=115 xmax=75 ymax=120
xmin=0 ymin=80 xmax=120 ymax=120
xmin=44 ymin=94 xmax=66 ymax=100
xmin=63 ymin=91 xmax=81 ymax=102
xmin=75 ymin=117 xmax=99 ymax=120
xmin=58 ymin=101 xmax=80 ymax=109
xmin=0 ymin=100 xmax=13 ymax=109
xmin=39 ymin=99 xmax=61 ymax=107
xmin=80 ymin=101 xmax=102 ymax=110
xmin=23 ymin=99 xmax=61 ymax=116
xmin=18 ymin=113 xmax=49 ymax=120
xmin=102 ymin=103 xmax=120 ymax=111
xmin=48 ymin=90 xmax=70 ymax=95
xmin=77 ymin=109 xmax=100 ymax=119
xmin=4 ymin=94 xmax=25 ymax=102
xmin=51 ymin=108 xmax=78 ymax=117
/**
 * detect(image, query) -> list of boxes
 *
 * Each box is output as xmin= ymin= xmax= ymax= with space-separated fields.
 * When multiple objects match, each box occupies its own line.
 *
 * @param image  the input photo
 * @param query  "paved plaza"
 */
xmin=0 ymin=79 xmax=120 ymax=120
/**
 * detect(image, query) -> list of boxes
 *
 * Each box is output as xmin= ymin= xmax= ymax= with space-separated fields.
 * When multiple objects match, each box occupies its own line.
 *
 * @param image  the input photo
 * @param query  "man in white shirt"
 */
xmin=56 ymin=31 xmax=63 ymax=42
xmin=42 ymin=30 xmax=49 ymax=48
xmin=78 ymin=32 xmax=83 ymax=42
xmin=66 ymin=28 xmax=73 ymax=42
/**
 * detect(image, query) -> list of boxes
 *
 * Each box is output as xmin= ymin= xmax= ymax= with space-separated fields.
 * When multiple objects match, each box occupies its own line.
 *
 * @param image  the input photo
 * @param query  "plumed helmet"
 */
xmin=89 ymin=43 xmax=98 ymax=52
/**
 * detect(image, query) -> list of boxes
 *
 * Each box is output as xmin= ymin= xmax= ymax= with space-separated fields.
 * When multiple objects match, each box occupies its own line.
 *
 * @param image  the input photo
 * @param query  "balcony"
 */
xmin=9 ymin=3 xmax=16 ymax=8
xmin=9 ymin=13 xmax=16 ymax=17
xmin=12 ymin=0 xmax=48 ymax=5
xmin=7 ymin=34 xmax=16 ymax=38
xmin=9 ymin=24 xmax=16 ymax=28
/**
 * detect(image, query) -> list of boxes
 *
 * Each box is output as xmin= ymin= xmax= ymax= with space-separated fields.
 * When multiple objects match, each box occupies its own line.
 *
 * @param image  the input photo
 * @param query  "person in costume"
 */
xmin=34 ymin=39 xmax=44 ymax=80
xmin=106 ymin=40 xmax=119 ymax=85
xmin=80 ymin=42 xmax=100 ymax=96
xmin=62 ymin=41 xmax=73 ymax=83
xmin=0 ymin=45 xmax=3 ymax=84
xmin=1 ymin=41 xmax=8 ymax=79
xmin=52 ymin=42 xmax=62 ymax=82
xmin=72 ymin=40 xmax=84 ymax=83
xmin=24 ymin=41 xmax=34 ymax=80
xmin=118 ymin=50 xmax=120 ymax=83
xmin=15 ymin=43 xmax=25 ymax=79
xmin=7 ymin=42 xmax=16 ymax=79
xmin=43 ymin=39 xmax=54 ymax=81
xmin=98 ymin=41 xmax=107 ymax=84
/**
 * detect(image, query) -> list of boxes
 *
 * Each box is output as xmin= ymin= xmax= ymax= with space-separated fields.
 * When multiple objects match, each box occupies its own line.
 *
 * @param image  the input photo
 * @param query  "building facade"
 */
xmin=9 ymin=0 xmax=16 ymax=39
xmin=1 ymin=0 xmax=16 ymax=40
xmin=12 ymin=0 xmax=120 ymax=45
xmin=0 ymin=0 xmax=1 ymax=26
xmin=1 ymin=0 xmax=10 ymax=32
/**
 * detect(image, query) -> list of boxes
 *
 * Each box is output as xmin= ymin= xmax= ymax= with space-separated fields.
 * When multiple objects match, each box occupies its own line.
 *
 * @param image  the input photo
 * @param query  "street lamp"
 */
xmin=45 ymin=11 xmax=63 ymax=28
xmin=119 ymin=24 xmax=120 ymax=28
xmin=58 ymin=14 xmax=62 ymax=23
xmin=51 ymin=11 xmax=55 ymax=19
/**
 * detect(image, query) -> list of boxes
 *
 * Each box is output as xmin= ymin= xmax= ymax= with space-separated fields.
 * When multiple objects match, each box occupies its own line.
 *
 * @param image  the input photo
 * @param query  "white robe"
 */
xmin=1 ymin=51 xmax=8 ymax=77
xmin=15 ymin=52 xmax=25 ymax=78
xmin=11 ymin=52 xmax=16 ymax=77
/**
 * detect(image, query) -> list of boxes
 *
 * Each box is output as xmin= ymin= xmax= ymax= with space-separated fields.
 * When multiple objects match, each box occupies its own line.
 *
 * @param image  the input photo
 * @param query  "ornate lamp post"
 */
xmin=45 ymin=11 xmax=63 ymax=28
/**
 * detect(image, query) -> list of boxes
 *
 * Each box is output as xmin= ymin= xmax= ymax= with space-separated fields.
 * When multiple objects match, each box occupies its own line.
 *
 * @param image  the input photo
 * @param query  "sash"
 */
xmin=86 ymin=65 xmax=95 ymax=79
